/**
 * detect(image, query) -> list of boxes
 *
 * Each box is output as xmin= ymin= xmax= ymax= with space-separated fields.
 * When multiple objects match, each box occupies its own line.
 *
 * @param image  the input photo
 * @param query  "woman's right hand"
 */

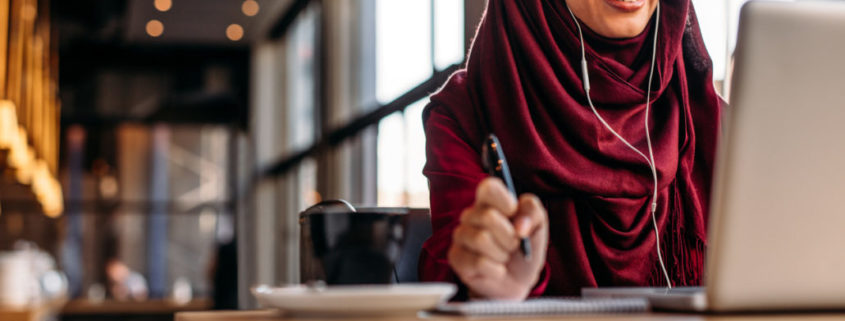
xmin=447 ymin=177 xmax=549 ymax=300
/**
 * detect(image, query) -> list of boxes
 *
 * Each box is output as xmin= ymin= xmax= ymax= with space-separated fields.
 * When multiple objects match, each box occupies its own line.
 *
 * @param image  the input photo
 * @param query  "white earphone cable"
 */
xmin=566 ymin=1 xmax=672 ymax=288
xmin=643 ymin=2 xmax=671 ymax=289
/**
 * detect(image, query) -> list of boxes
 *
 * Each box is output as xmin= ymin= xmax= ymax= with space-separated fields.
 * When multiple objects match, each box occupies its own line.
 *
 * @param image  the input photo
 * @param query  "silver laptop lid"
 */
xmin=707 ymin=0 xmax=845 ymax=311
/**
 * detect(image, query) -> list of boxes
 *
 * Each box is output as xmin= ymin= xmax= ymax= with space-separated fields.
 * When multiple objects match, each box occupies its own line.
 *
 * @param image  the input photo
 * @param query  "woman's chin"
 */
xmin=593 ymin=11 xmax=654 ymax=38
xmin=591 ymin=0 xmax=654 ymax=38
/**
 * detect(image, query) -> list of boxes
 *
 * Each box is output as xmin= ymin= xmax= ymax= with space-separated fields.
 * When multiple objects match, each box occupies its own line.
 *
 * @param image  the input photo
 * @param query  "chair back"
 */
xmin=392 ymin=208 xmax=432 ymax=283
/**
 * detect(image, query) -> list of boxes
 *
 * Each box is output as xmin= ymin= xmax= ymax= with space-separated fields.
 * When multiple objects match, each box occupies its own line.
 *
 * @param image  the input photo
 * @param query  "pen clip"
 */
xmin=482 ymin=134 xmax=517 ymax=198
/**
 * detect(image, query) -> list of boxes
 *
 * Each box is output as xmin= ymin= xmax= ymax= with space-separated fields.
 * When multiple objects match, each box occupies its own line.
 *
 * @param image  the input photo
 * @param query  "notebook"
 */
xmin=435 ymin=297 xmax=650 ymax=316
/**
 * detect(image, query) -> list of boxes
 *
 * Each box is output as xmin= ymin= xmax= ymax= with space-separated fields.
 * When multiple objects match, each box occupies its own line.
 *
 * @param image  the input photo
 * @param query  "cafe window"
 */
xmin=287 ymin=8 xmax=319 ymax=153
xmin=691 ymin=0 xmax=795 ymax=85
xmin=375 ymin=0 xmax=465 ymax=207
xmin=58 ymin=124 xmax=234 ymax=300
xmin=286 ymin=6 xmax=320 ymax=208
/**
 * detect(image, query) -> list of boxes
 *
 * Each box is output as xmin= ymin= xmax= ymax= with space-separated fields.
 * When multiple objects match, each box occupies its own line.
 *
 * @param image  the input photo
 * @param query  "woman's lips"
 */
xmin=604 ymin=0 xmax=646 ymax=12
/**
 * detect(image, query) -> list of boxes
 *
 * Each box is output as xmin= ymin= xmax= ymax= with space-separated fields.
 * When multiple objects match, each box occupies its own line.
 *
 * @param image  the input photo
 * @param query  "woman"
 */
xmin=420 ymin=0 xmax=723 ymax=300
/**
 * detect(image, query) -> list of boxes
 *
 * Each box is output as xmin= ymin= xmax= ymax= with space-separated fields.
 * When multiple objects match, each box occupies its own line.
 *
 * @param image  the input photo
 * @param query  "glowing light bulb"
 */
xmin=154 ymin=0 xmax=172 ymax=12
xmin=241 ymin=0 xmax=259 ymax=16
xmin=226 ymin=24 xmax=244 ymax=41
xmin=0 ymin=101 xmax=18 ymax=149
xmin=146 ymin=20 xmax=164 ymax=37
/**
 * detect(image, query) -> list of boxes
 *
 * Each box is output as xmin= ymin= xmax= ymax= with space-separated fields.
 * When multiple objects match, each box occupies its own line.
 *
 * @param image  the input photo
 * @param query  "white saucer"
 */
xmin=251 ymin=283 xmax=457 ymax=317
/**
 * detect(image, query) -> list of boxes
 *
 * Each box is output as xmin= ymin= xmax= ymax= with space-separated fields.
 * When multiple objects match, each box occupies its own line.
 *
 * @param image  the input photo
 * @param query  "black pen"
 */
xmin=481 ymin=134 xmax=532 ymax=260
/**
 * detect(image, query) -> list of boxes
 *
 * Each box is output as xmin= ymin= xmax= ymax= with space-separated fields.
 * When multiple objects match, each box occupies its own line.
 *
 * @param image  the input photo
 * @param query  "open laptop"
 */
xmin=582 ymin=0 xmax=845 ymax=312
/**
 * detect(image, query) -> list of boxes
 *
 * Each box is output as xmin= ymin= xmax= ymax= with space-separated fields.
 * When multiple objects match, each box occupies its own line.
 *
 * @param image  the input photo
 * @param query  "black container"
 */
xmin=300 ymin=203 xmax=406 ymax=285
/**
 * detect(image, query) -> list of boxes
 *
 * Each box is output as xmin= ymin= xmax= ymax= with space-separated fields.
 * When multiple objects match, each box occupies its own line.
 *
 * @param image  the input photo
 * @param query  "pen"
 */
xmin=481 ymin=133 xmax=532 ymax=260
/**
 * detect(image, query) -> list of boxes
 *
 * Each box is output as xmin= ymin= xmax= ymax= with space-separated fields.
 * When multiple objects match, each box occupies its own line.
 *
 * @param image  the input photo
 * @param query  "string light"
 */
xmin=0 ymin=103 xmax=64 ymax=217
xmin=32 ymin=160 xmax=63 ymax=218
xmin=146 ymin=19 xmax=164 ymax=37
xmin=0 ymin=101 xmax=18 ymax=149
xmin=226 ymin=24 xmax=244 ymax=41
xmin=241 ymin=0 xmax=259 ymax=16
xmin=22 ymin=3 xmax=36 ymax=21
xmin=154 ymin=0 xmax=172 ymax=12
xmin=8 ymin=127 xmax=31 ymax=178
xmin=0 ymin=1 xmax=63 ymax=219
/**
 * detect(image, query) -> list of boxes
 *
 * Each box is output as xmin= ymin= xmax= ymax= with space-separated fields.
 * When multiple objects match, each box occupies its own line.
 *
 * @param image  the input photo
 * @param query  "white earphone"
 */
xmin=565 ymin=1 xmax=673 ymax=288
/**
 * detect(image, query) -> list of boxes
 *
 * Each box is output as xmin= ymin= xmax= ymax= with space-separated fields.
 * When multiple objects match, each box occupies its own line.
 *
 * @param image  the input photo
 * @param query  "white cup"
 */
xmin=0 ymin=251 xmax=32 ymax=308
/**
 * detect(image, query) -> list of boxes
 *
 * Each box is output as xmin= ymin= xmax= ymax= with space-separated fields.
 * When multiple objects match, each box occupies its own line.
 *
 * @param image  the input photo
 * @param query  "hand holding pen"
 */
xmin=446 ymin=134 xmax=550 ymax=301
xmin=481 ymin=134 xmax=532 ymax=260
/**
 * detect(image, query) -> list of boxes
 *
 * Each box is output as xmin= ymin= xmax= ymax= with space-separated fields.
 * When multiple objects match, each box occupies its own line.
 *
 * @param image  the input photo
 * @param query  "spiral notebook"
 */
xmin=435 ymin=297 xmax=650 ymax=316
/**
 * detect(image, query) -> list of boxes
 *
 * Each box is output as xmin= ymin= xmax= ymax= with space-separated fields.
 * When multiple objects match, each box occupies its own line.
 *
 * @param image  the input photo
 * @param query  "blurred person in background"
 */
xmin=105 ymin=257 xmax=149 ymax=301
xmin=422 ymin=0 xmax=723 ymax=300
xmin=102 ymin=234 xmax=148 ymax=301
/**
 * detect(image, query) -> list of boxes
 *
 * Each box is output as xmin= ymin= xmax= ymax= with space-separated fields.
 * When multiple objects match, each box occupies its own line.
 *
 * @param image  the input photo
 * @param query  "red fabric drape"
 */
xmin=420 ymin=0 xmax=724 ymax=298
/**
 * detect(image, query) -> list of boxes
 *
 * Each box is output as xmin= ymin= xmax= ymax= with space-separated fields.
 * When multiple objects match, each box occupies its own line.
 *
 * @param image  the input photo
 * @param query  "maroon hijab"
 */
xmin=420 ymin=0 xmax=723 ymax=296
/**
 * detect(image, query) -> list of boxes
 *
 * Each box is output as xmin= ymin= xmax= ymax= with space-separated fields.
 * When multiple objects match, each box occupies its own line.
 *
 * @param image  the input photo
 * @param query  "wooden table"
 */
xmin=176 ymin=310 xmax=845 ymax=321
xmin=61 ymin=298 xmax=210 ymax=315
xmin=60 ymin=299 xmax=211 ymax=321
xmin=0 ymin=306 xmax=49 ymax=321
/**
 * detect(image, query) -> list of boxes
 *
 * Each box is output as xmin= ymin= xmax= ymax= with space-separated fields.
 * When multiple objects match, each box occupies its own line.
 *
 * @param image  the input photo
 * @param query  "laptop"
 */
xmin=582 ymin=0 xmax=845 ymax=312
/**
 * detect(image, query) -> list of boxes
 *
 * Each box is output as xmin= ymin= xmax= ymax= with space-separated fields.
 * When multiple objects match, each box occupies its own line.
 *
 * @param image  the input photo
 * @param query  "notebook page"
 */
xmin=435 ymin=297 xmax=650 ymax=316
